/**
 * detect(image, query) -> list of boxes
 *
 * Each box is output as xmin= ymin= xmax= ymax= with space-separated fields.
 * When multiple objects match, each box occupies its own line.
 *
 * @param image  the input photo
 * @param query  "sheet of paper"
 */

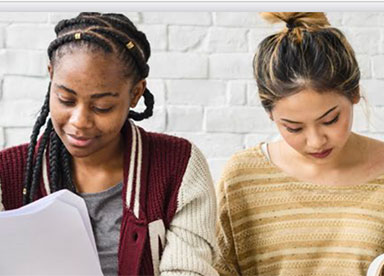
xmin=0 ymin=190 xmax=103 ymax=275
xmin=367 ymin=253 xmax=384 ymax=276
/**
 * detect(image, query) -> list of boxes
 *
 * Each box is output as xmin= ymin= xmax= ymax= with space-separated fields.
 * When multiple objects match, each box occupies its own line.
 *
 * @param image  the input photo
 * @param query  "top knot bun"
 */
xmin=260 ymin=12 xmax=330 ymax=29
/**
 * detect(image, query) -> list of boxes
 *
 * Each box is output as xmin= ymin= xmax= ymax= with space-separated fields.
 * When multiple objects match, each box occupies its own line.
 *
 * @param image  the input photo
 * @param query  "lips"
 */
xmin=309 ymin=148 xmax=333 ymax=159
xmin=66 ymin=134 xmax=94 ymax=147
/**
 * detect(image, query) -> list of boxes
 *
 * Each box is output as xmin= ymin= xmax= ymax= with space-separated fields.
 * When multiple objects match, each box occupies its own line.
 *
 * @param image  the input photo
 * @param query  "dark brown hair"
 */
xmin=254 ymin=12 xmax=360 ymax=112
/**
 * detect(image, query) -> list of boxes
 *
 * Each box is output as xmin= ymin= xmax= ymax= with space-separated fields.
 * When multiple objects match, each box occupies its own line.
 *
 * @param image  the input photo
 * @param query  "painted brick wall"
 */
xmin=0 ymin=12 xmax=383 ymax=181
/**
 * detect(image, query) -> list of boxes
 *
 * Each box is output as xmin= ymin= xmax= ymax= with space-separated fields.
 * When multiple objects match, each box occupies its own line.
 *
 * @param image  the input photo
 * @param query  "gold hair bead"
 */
xmin=126 ymin=41 xmax=135 ymax=49
xmin=74 ymin=33 xmax=81 ymax=40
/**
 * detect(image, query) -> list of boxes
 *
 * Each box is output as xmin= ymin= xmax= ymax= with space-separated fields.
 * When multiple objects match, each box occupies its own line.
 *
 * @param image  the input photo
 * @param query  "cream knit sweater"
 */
xmin=215 ymin=144 xmax=384 ymax=276
xmin=160 ymin=144 xmax=219 ymax=276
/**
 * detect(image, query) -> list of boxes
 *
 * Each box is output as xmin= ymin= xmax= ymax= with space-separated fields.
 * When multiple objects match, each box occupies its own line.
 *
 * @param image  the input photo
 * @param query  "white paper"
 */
xmin=367 ymin=253 xmax=384 ymax=276
xmin=0 ymin=189 xmax=103 ymax=275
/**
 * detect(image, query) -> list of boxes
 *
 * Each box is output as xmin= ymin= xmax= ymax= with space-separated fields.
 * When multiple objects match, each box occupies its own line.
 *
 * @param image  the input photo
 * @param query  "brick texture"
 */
xmin=0 ymin=12 xmax=383 ymax=181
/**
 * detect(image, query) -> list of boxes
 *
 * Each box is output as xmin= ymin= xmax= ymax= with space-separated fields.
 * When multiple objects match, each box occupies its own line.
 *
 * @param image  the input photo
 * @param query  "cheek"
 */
xmin=97 ymin=107 xmax=130 ymax=135
xmin=49 ymin=97 xmax=67 ymax=130
xmin=277 ymin=125 xmax=305 ymax=152
xmin=330 ymin=115 xmax=353 ymax=142
xmin=99 ymin=116 xmax=125 ymax=134
xmin=283 ymin=134 xmax=305 ymax=151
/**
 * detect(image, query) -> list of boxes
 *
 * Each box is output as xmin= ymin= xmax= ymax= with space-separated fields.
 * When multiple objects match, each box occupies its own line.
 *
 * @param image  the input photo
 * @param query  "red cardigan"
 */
xmin=0 ymin=121 xmax=195 ymax=275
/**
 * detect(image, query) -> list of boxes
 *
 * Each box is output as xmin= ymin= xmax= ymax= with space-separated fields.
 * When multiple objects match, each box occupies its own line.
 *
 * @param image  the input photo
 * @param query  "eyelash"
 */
xmin=286 ymin=127 xmax=302 ymax=133
xmin=285 ymin=114 xmax=340 ymax=133
xmin=93 ymin=107 xmax=113 ymax=113
xmin=58 ymin=98 xmax=113 ymax=113
xmin=323 ymin=113 xmax=340 ymax=125
xmin=58 ymin=98 xmax=74 ymax=106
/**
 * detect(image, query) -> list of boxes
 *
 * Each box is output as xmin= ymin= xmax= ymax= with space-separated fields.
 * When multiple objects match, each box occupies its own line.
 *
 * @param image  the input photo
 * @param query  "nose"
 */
xmin=69 ymin=105 xmax=93 ymax=130
xmin=306 ymin=127 xmax=327 ymax=150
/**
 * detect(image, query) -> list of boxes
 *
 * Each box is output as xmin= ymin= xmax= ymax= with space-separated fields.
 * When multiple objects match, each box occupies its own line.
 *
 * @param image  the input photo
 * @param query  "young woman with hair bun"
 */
xmin=215 ymin=12 xmax=384 ymax=275
xmin=0 ymin=12 xmax=218 ymax=276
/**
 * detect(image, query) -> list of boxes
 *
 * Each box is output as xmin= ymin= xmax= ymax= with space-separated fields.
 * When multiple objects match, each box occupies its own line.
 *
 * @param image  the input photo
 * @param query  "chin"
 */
xmin=65 ymin=146 xmax=94 ymax=158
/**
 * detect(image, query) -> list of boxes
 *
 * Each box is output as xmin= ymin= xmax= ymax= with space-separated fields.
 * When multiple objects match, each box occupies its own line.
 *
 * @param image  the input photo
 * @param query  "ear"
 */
xmin=48 ymin=63 xmax=53 ymax=79
xmin=352 ymin=93 xmax=360 ymax=104
xmin=130 ymin=79 xmax=146 ymax=108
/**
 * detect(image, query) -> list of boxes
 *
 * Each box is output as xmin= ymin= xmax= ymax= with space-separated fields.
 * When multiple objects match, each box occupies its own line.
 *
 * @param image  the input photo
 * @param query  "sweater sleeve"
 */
xmin=214 ymin=176 xmax=241 ymax=275
xmin=0 ymin=178 xmax=3 ymax=211
xmin=159 ymin=144 xmax=219 ymax=276
xmin=0 ymin=144 xmax=28 ymax=211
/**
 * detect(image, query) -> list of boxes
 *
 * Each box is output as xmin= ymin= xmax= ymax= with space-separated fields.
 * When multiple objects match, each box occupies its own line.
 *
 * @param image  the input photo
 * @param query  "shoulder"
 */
xmin=0 ymin=143 xmax=29 ymax=210
xmin=0 ymin=143 xmax=29 ymax=168
xmin=140 ymin=130 xmax=195 ymax=175
xmin=371 ymin=137 xmax=384 ymax=159
xmin=133 ymin=127 xmax=194 ymax=177
xmin=140 ymin=130 xmax=214 ymax=220
xmin=144 ymin=130 xmax=210 ymax=183
xmin=218 ymin=142 xmax=277 ymax=195
xmin=175 ymin=143 xmax=215 ymax=212
xmin=0 ymin=143 xmax=29 ymax=177
xmin=220 ymin=143 xmax=271 ymax=182
xmin=125 ymin=122 xmax=192 ymax=158
xmin=140 ymin=128 xmax=192 ymax=157
xmin=145 ymin=130 xmax=192 ymax=151
xmin=350 ymin=134 xmax=384 ymax=180
xmin=366 ymin=136 xmax=384 ymax=175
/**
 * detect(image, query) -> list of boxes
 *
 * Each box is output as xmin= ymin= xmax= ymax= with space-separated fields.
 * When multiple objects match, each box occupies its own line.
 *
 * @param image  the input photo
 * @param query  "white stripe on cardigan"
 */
xmin=133 ymin=123 xmax=142 ymax=218
xmin=42 ymin=148 xmax=50 ymax=195
xmin=125 ymin=120 xmax=143 ymax=219
xmin=126 ymin=120 xmax=138 ymax=209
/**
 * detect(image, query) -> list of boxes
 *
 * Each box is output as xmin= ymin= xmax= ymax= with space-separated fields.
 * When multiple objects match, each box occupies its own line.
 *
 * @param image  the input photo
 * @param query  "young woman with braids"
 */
xmin=0 ymin=12 xmax=218 ymax=276
xmin=215 ymin=12 xmax=384 ymax=275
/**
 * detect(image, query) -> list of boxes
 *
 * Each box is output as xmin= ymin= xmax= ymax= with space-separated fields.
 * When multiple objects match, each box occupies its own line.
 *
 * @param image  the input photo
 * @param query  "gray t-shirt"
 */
xmin=81 ymin=182 xmax=123 ymax=276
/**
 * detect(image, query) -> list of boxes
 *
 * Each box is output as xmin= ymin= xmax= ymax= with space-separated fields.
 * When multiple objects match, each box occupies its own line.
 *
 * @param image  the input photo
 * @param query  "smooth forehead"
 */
xmin=272 ymin=89 xmax=352 ymax=119
xmin=50 ymin=48 xmax=133 ymax=95
xmin=51 ymin=48 xmax=129 ymax=85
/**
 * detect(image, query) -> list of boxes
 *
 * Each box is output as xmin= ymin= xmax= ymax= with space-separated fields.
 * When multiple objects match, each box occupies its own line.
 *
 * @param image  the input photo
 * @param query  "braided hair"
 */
xmin=22 ymin=12 xmax=155 ymax=204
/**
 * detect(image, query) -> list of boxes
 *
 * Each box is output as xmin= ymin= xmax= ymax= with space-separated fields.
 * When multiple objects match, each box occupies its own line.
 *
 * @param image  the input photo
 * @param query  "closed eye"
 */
xmin=58 ymin=97 xmax=75 ymax=106
xmin=93 ymin=106 xmax=113 ymax=113
xmin=286 ymin=127 xmax=302 ymax=133
xmin=323 ymin=113 xmax=340 ymax=125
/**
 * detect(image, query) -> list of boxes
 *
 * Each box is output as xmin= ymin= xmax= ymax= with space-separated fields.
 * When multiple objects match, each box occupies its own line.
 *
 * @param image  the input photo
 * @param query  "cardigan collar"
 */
xmin=121 ymin=119 xmax=148 ymax=220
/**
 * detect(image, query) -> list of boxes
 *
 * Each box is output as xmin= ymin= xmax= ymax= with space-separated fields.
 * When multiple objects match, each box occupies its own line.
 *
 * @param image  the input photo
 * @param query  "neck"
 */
xmin=72 ymin=134 xmax=125 ymax=193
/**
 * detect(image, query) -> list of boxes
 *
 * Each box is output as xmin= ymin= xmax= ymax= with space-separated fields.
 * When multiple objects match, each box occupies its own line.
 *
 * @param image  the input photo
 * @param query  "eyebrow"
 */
xmin=281 ymin=105 xmax=338 ymax=124
xmin=56 ymin=84 xmax=119 ymax=99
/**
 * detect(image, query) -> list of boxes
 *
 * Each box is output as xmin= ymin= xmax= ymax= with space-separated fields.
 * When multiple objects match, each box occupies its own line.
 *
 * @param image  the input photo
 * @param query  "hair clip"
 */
xmin=74 ymin=32 xmax=81 ymax=40
xmin=126 ymin=41 xmax=135 ymax=49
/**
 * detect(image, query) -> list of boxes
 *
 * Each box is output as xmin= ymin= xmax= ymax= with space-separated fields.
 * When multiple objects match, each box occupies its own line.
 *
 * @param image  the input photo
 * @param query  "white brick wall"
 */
xmin=149 ymin=53 xmax=208 ymax=78
xmin=6 ymin=24 xmax=55 ymax=50
xmin=0 ymin=12 xmax=384 ymax=182
xmin=167 ymin=80 xmax=226 ymax=105
xmin=227 ymin=81 xmax=247 ymax=105
xmin=168 ymin=26 xmax=208 ymax=51
xmin=208 ymin=27 xmax=248 ymax=52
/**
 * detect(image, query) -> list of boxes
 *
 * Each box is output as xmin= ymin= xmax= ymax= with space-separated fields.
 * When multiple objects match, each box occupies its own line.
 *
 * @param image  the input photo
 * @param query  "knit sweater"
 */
xmin=0 ymin=121 xmax=218 ymax=276
xmin=215 ymin=143 xmax=384 ymax=276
